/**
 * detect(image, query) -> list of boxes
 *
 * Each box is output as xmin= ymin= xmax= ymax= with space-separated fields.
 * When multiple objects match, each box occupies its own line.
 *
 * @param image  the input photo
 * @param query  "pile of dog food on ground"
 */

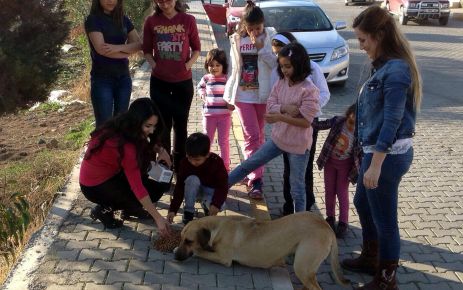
xmin=153 ymin=228 xmax=182 ymax=252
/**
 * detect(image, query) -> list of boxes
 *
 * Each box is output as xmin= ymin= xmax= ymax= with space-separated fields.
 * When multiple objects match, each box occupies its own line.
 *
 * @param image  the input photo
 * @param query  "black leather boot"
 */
xmin=341 ymin=240 xmax=379 ymax=275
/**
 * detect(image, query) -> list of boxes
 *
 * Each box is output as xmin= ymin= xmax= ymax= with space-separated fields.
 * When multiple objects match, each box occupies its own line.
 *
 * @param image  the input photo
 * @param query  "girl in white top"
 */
xmin=223 ymin=1 xmax=277 ymax=199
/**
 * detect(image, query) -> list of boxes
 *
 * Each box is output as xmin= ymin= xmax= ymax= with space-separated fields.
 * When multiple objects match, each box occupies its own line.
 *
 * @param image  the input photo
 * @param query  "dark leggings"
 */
xmin=149 ymin=76 xmax=194 ymax=172
xmin=283 ymin=123 xmax=318 ymax=211
xmin=80 ymin=172 xmax=170 ymax=211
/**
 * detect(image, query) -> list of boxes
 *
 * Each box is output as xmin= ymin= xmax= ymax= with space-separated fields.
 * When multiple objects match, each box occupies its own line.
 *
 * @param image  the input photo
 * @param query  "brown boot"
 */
xmin=341 ymin=240 xmax=379 ymax=275
xmin=355 ymin=260 xmax=399 ymax=290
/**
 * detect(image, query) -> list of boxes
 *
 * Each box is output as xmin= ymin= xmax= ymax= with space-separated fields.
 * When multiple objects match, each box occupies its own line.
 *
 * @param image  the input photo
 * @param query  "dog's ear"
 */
xmin=197 ymin=228 xmax=214 ymax=252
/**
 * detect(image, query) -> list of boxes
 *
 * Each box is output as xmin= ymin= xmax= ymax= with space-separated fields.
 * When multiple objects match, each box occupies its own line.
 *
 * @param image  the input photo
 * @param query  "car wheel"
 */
xmin=439 ymin=16 xmax=449 ymax=25
xmin=399 ymin=6 xmax=408 ymax=25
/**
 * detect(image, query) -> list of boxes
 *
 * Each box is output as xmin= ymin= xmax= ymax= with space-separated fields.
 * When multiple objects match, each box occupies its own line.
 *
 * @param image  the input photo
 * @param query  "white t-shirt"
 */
xmin=236 ymin=36 xmax=260 ymax=103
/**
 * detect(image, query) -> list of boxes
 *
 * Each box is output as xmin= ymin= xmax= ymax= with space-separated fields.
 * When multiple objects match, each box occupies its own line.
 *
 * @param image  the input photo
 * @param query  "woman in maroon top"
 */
xmin=79 ymin=98 xmax=172 ymax=236
xmin=143 ymin=0 xmax=201 ymax=173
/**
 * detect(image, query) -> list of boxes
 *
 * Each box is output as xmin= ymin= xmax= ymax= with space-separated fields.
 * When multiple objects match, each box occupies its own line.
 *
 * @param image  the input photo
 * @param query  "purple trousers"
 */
xmin=324 ymin=157 xmax=353 ymax=223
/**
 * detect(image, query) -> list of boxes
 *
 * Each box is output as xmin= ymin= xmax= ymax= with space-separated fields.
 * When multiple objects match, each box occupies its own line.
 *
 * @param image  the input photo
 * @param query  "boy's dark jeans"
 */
xmin=81 ymin=172 xmax=170 ymax=211
xmin=149 ymin=76 xmax=194 ymax=172
xmin=354 ymin=147 xmax=413 ymax=260
xmin=282 ymin=124 xmax=318 ymax=212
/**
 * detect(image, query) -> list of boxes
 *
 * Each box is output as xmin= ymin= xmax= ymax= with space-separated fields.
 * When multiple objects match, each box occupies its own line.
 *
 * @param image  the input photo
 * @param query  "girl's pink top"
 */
xmin=267 ymin=78 xmax=320 ymax=154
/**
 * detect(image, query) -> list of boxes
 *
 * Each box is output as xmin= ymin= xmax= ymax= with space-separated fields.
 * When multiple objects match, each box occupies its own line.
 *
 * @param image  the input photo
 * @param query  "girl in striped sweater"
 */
xmin=197 ymin=48 xmax=235 ymax=171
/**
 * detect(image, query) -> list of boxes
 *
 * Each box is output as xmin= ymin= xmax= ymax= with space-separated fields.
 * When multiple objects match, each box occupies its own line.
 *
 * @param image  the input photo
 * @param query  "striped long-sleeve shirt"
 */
xmin=197 ymin=74 xmax=230 ymax=116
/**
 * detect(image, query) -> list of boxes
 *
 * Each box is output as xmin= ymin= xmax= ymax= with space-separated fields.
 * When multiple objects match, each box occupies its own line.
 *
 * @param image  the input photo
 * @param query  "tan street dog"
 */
xmin=174 ymin=212 xmax=350 ymax=290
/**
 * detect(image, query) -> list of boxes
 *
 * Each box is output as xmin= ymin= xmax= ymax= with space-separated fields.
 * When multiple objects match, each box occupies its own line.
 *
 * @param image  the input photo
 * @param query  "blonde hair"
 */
xmin=353 ymin=5 xmax=422 ymax=109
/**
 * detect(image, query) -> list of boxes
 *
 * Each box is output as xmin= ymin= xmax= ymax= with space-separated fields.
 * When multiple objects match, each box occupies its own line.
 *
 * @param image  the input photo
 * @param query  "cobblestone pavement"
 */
xmin=5 ymin=1 xmax=463 ymax=289
xmin=210 ymin=0 xmax=463 ymax=288
xmin=9 ymin=1 xmax=286 ymax=290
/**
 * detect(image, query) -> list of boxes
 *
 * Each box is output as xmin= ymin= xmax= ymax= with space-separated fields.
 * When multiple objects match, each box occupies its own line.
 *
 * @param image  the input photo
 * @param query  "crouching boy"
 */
xmin=167 ymin=133 xmax=228 ymax=225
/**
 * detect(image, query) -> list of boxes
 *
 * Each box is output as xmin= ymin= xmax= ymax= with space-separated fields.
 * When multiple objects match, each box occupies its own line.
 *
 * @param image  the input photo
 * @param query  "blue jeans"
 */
xmin=184 ymin=175 xmax=218 ymax=214
xmin=354 ymin=147 xmax=413 ymax=260
xmin=90 ymin=74 xmax=132 ymax=128
xmin=228 ymin=140 xmax=310 ymax=212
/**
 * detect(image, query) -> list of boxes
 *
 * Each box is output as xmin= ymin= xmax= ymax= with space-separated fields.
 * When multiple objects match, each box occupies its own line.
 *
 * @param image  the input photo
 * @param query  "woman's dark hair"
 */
xmin=277 ymin=43 xmax=311 ymax=84
xmin=353 ymin=5 xmax=421 ymax=108
xmin=345 ymin=103 xmax=357 ymax=118
xmin=153 ymin=0 xmax=187 ymax=15
xmin=271 ymin=31 xmax=297 ymax=48
xmin=237 ymin=1 xmax=265 ymax=36
xmin=204 ymin=48 xmax=228 ymax=74
xmin=85 ymin=98 xmax=165 ymax=172
xmin=90 ymin=0 xmax=124 ymax=28
xmin=185 ymin=133 xmax=210 ymax=157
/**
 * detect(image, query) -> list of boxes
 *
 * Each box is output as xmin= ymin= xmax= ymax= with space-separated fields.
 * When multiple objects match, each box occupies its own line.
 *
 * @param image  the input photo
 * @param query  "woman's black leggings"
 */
xmin=80 ymin=172 xmax=170 ymax=211
xmin=149 ymin=76 xmax=194 ymax=172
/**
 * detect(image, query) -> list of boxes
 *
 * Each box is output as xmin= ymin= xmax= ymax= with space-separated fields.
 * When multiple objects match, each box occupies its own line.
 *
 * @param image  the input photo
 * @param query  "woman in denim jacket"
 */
xmin=341 ymin=6 xmax=422 ymax=290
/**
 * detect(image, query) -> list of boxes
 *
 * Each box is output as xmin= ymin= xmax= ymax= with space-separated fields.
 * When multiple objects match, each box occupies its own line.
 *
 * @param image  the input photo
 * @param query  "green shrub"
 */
xmin=0 ymin=0 xmax=70 ymax=113
xmin=125 ymin=0 xmax=153 ymax=31
xmin=0 ymin=192 xmax=31 ymax=265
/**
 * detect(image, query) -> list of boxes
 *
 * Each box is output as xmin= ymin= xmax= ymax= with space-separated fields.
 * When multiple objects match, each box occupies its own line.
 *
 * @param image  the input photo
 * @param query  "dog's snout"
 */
xmin=174 ymin=245 xmax=193 ymax=261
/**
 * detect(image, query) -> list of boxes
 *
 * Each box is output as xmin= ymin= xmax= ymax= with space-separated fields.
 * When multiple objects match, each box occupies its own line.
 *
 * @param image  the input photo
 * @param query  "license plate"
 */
xmin=424 ymin=9 xmax=438 ymax=12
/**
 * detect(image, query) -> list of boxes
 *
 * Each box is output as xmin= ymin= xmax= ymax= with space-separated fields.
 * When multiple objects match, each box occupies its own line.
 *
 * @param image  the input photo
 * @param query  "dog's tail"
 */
xmin=329 ymin=233 xmax=351 ymax=287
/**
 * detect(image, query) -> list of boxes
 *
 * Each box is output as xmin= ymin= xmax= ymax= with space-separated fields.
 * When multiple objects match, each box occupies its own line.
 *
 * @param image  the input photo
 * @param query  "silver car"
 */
xmin=258 ymin=0 xmax=349 ymax=85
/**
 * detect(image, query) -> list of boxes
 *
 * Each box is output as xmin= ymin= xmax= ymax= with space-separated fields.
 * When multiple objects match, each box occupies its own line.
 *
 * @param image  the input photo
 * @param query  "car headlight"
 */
xmin=409 ymin=2 xmax=417 ymax=8
xmin=331 ymin=45 xmax=348 ymax=61
xmin=441 ymin=3 xmax=449 ymax=8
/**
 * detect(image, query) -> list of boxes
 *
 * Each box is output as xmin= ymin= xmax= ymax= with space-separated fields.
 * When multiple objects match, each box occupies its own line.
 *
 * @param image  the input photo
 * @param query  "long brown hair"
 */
xmin=153 ymin=0 xmax=187 ymax=15
xmin=90 ymin=0 xmax=125 ymax=29
xmin=237 ymin=1 xmax=265 ymax=37
xmin=353 ymin=5 xmax=422 ymax=109
xmin=85 ymin=98 xmax=165 ymax=173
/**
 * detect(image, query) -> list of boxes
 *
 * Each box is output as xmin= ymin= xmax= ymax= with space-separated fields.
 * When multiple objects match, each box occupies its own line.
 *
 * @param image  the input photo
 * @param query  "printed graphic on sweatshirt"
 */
xmin=239 ymin=37 xmax=259 ymax=91
xmin=154 ymin=24 xmax=186 ymax=61
xmin=239 ymin=54 xmax=259 ymax=90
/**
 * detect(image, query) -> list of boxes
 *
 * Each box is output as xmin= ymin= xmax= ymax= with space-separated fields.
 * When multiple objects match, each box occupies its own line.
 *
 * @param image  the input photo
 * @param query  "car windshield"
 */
xmin=262 ymin=6 xmax=333 ymax=32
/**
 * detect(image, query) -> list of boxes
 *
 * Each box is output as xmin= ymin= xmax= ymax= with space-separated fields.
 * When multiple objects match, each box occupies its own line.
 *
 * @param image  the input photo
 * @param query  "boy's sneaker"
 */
xmin=248 ymin=178 xmax=263 ymax=200
xmin=182 ymin=211 xmax=194 ymax=225
xmin=325 ymin=216 xmax=336 ymax=232
xmin=336 ymin=221 xmax=349 ymax=239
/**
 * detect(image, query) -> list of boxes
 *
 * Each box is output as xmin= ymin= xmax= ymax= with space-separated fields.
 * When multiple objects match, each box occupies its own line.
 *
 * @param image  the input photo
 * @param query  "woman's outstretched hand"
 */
xmin=155 ymin=216 xmax=171 ymax=237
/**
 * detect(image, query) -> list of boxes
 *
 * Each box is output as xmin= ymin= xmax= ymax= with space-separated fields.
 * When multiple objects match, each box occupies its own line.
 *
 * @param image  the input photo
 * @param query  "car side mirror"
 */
xmin=334 ymin=21 xmax=347 ymax=30
xmin=223 ymin=3 xmax=229 ymax=8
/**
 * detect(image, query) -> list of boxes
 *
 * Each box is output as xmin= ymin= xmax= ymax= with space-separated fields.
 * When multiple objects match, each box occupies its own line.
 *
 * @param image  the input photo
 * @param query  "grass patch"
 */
xmin=0 ymin=118 xmax=92 ymax=284
xmin=65 ymin=117 xmax=94 ymax=149
xmin=38 ymin=102 xmax=64 ymax=113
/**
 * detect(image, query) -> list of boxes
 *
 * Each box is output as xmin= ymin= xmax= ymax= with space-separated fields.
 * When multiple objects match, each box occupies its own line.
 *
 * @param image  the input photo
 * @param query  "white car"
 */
xmin=259 ymin=0 xmax=349 ymax=85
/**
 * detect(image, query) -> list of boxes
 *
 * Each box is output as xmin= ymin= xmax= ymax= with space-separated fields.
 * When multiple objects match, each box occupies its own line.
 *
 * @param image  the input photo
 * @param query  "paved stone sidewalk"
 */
xmin=4 ymin=1 xmax=463 ymax=290
xmin=2 ymin=1 xmax=291 ymax=290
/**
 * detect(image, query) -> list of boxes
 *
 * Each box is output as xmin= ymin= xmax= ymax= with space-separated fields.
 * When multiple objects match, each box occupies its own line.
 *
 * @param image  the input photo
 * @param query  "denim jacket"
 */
xmin=356 ymin=58 xmax=416 ymax=153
